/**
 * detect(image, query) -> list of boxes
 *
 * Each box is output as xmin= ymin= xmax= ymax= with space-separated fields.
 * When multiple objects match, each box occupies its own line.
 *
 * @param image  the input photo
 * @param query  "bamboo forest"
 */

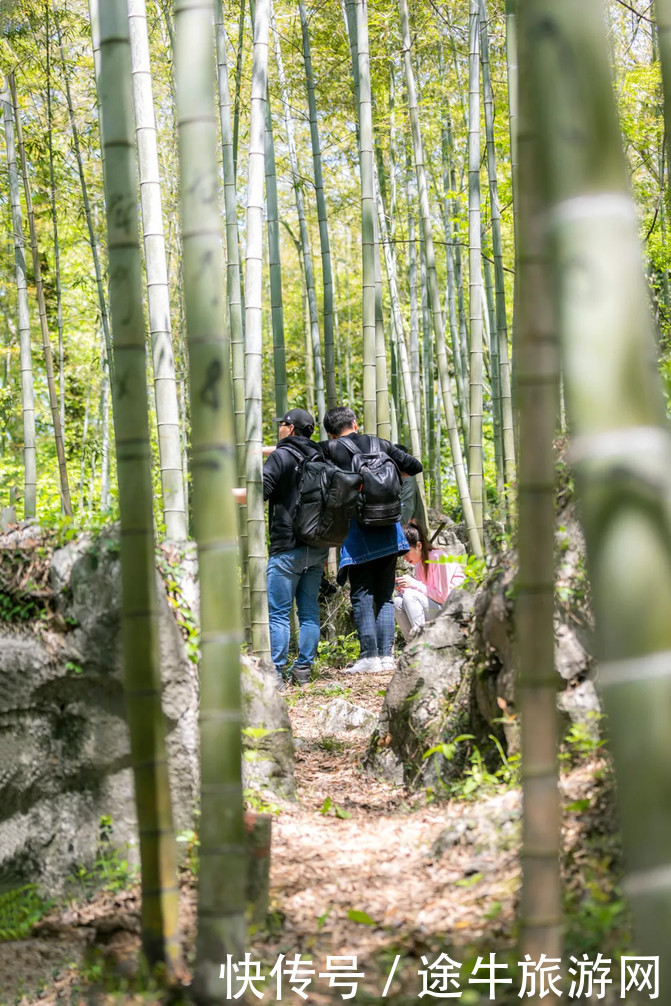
xmin=1 ymin=0 xmax=671 ymax=1002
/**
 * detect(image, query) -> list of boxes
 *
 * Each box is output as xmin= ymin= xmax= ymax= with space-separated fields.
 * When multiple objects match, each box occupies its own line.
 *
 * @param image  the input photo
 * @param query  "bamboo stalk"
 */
xmin=61 ymin=2 xmax=115 ymax=388
xmin=215 ymin=2 xmax=251 ymax=639
xmin=467 ymin=0 xmax=484 ymax=535
xmin=2 ymin=84 xmax=36 ymax=518
xmin=174 ymin=0 xmax=247 ymax=992
xmin=481 ymin=0 xmax=516 ymax=499
xmin=529 ymin=0 xmax=671 ymax=984
xmin=516 ymin=0 xmax=562 ymax=973
xmin=355 ymin=0 xmax=377 ymax=432
xmin=128 ymin=0 xmax=187 ymax=540
xmin=399 ymin=0 xmax=482 ymax=554
xmin=264 ymin=92 xmax=288 ymax=418
xmin=271 ymin=0 xmax=326 ymax=434
xmin=11 ymin=73 xmax=72 ymax=516
xmin=98 ymin=0 xmax=180 ymax=968
xmin=246 ymin=0 xmax=272 ymax=658
xmin=300 ymin=0 xmax=337 ymax=410
xmin=45 ymin=3 xmax=65 ymax=433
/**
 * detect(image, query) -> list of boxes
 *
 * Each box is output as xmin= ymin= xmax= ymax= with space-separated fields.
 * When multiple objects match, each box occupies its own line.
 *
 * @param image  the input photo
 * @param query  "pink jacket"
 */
xmin=403 ymin=550 xmax=466 ymax=606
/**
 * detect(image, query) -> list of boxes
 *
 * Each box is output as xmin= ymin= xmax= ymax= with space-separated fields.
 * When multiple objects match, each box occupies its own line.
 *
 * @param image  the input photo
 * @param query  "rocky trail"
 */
xmin=0 ymin=659 xmax=624 ymax=1005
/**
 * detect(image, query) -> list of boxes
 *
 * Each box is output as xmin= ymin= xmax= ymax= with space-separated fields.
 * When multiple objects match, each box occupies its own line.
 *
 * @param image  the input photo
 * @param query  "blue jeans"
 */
xmin=348 ymin=553 xmax=397 ymax=658
xmin=267 ymin=545 xmax=329 ymax=675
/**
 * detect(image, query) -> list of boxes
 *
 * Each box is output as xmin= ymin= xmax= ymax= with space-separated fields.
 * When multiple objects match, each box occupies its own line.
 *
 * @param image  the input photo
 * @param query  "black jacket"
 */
xmin=263 ymin=435 xmax=319 ymax=554
xmin=320 ymin=432 xmax=423 ymax=477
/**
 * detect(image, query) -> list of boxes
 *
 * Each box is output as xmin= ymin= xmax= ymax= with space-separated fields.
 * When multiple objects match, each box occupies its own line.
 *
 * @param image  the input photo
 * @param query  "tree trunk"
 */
xmin=467 ymin=0 xmax=484 ymax=535
xmin=232 ymin=0 xmax=246 ymax=181
xmin=300 ymin=0 xmax=337 ymax=410
xmin=10 ymin=73 xmax=72 ymax=516
xmin=354 ymin=0 xmax=376 ymax=432
xmin=245 ymin=0 xmax=272 ymax=658
xmin=375 ymin=158 xmax=425 ymax=493
xmin=62 ymin=2 xmax=115 ymax=388
xmin=265 ymin=93 xmax=288 ymax=418
xmin=271 ymin=2 xmax=325 ymax=435
xmin=481 ymin=0 xmax=516 ymax=500
xmin=530 ymin=0 xmax=671 ymax=986
xmin=174 ymin=0 xmax=247 ymax=993
xmin=215 ymin=5 xmax=246 ymax=477
xmin=2 ymin=85 xmax=36 ymax=518
xmin=98 ymin=0 xmax=180 ymax=969
xmin=46 ymin=4 xmax=65 ymax=433
xmin=215 ymin=2 xmax=251 ymax=638
xmin=128 ymin=0 xmax=187 ymax=540
xmin=515 ymin=0 xmax=562 ymax=973
xmin=373 ymin=206 xmax=391 ymax=440
xmin=506 ymin=0 xmax=520 ymax=446
xmin=398 ymin=0 xmax=481 ymax=555
xmin=100 ymin=334 xmax=111 ymax=512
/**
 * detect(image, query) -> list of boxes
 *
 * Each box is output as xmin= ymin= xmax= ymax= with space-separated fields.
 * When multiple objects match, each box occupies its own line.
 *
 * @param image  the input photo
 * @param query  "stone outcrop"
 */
xmin=0 ymin=525 xmax=293 ymax=892
xmin=365 ymin=503 xmax=599 ymax=788
xmin=318 ymin=698 xmax=377 ymax=737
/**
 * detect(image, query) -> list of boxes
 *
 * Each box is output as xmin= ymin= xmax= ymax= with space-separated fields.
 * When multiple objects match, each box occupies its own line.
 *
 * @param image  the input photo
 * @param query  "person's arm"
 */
xmin=396 ymin=574 xmax=427 ymax=594
xmin=232 ymin=487 xmax=247 ymax=504
xmin=382 ymin=439 xmax=423 ymax=476
xmin=262 ymin=449 xmax=284 ymax=501
xmin=399 ymin=477 xmax=415 ymax=522
xmin=427 ymin=554 xmax=467 ymax=604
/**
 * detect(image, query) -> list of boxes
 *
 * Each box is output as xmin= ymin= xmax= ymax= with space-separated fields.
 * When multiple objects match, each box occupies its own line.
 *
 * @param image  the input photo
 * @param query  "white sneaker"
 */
xmin=345 ymin=656 xmax=383 ymax=674
xmin=379 ymin=656 xmax=397 ymax=672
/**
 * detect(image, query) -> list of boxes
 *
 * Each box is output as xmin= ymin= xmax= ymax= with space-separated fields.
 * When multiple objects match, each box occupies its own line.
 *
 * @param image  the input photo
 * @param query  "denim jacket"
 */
xmin=338 ymin=519 xmax=410 ymax=570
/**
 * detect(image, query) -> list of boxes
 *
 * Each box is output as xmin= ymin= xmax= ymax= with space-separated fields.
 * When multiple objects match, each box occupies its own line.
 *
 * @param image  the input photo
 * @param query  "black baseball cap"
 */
xmin=272 ymin=408 xmax=316 ymax=435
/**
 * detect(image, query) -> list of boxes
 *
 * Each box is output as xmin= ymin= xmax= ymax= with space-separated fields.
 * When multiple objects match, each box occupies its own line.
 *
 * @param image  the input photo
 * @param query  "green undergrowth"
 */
xmin=0 ymin=817 xmax=136 ymax=943
xmin=314 ymin=630 xmax=360 ymax=670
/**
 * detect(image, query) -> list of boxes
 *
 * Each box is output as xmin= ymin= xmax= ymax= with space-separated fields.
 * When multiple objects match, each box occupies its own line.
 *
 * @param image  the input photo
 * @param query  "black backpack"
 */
xmin=283 ymin=444 xmax=362 ymax=549
xmin=339 ymin=435 xmax=402 ymax=527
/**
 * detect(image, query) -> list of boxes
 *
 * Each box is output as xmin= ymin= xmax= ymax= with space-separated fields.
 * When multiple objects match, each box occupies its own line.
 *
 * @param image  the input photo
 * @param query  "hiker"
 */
xmin=394 ymin=520 xmax=466 ymax=639
xmin=261 ymin=407 xmax=328 ymax=688
xmin=321 ymin=406 xmax=422 ymax=674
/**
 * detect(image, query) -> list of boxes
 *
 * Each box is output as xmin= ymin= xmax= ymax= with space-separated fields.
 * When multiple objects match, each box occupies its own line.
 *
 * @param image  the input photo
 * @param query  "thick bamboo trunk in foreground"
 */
xmin=98 ymin=0 xmax=180 ymax=969
xmin=515 ymin=0 xmax=562 ymax=974
xmin=528 ymin=0 xmax=671 ymax=988
xmin=174 ymin=0 xmax=247 ymax=995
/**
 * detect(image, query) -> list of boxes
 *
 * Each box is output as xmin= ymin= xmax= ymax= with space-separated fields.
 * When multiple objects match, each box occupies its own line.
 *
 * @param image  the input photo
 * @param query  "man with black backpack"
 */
xmin=321 ymin=406 xmax=423 ymax=675
xmin=260 ymin=408 xmax=331 ymax=689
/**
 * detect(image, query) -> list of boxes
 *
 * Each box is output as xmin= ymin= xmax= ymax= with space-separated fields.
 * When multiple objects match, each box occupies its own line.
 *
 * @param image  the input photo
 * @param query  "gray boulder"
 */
xmin=365 ymin=504 xmax=601 ymax=790
xmin=0 ymin=529 xmax=294 ymax=893
xmin=364 ymin=590 xmax=485 ymax=787
xmin=318 ymin=698 xmax=376 ymax=737
xmin=241 ymin=654 xmax=295 ymax=800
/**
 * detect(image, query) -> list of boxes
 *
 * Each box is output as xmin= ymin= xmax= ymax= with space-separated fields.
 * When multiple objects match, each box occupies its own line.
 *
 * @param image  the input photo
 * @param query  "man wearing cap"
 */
xmin=262 ymin=408 xmax=328 ymax=688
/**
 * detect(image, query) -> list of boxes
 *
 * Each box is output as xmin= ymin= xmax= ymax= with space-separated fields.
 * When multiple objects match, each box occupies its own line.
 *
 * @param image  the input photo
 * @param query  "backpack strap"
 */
xmin=339 ymin=436 xmax=360 ymax=458
xmin=280 ymin=441 xmax=304 ymax=466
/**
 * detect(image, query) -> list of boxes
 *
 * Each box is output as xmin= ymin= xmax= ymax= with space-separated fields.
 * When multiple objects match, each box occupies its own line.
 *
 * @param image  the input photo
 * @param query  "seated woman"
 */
xmin=394 ymin=520 xmax=466 ymax=639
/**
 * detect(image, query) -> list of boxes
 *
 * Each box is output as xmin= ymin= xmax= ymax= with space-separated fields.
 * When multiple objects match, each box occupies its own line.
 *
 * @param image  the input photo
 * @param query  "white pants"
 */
xmin=394 ymin=589 xmax=441 ymax=639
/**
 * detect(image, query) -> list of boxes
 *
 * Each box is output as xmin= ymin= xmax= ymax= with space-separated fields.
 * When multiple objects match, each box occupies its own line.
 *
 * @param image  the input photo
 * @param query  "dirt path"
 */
xmin=0 ymin=665 xmax=617 ymax=1004
xmin=245 ymin=666 xmax=520 ymax=1003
